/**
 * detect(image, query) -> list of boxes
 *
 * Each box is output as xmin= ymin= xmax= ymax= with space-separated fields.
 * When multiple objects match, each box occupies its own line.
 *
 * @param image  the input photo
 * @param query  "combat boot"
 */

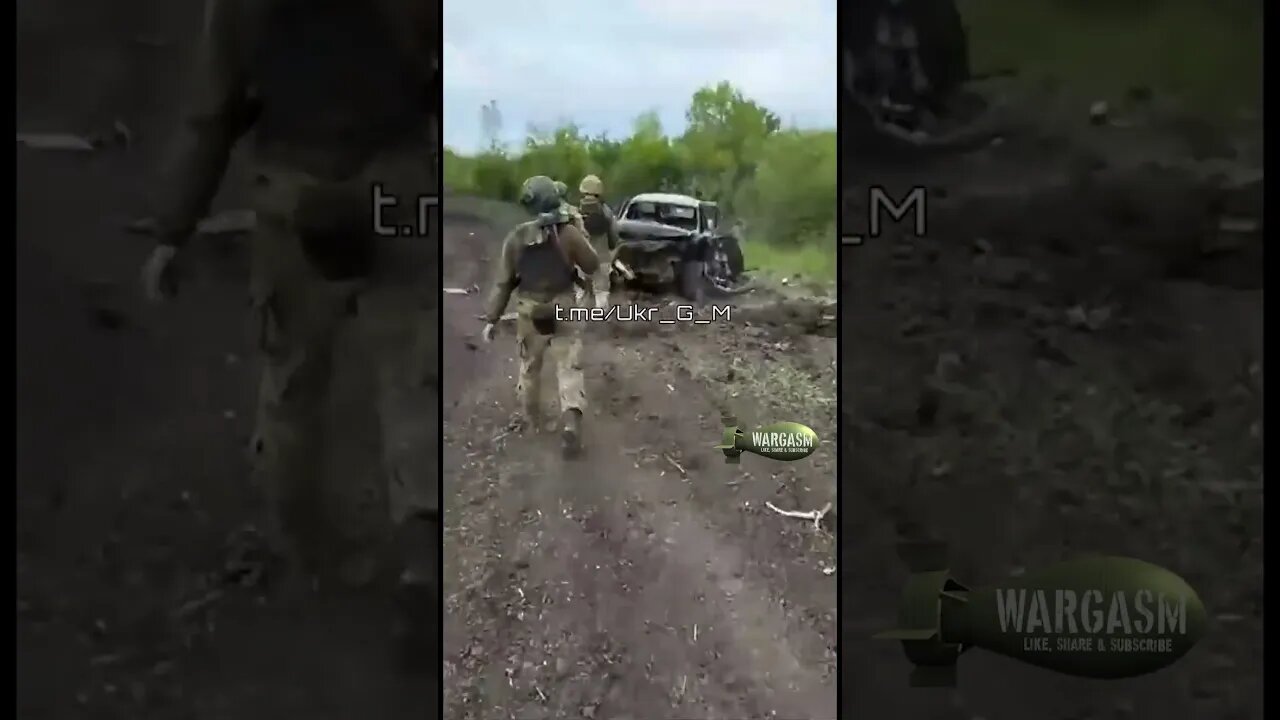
xmin=561 ymin=408 xmax=583 ymax=458
xmin=391 ymin=511 xmax=439 ymax=672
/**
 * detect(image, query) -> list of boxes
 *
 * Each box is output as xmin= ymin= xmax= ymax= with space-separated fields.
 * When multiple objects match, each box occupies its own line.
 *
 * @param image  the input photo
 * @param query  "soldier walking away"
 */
xmin=576 ymin=174 xmax=621 ymax=309
xmin=137 ymin=0 xmax=441 ymax=669
xmin=481 ymin=176 xmax=599 ymax=458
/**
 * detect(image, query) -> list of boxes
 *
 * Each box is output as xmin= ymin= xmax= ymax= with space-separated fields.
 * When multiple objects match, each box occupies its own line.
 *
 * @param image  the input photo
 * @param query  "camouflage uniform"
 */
xmin=484 ymin=177 xmax=599 ymax=454
xmin=577 ymin=175 xmax=622 ymax=308
xmin=148 ymin=0 xmax=440 ymax=627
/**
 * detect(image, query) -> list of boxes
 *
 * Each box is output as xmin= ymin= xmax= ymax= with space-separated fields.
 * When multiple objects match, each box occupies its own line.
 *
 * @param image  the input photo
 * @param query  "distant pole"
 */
xmin=480 ymin=100 xmax=503 ymax=151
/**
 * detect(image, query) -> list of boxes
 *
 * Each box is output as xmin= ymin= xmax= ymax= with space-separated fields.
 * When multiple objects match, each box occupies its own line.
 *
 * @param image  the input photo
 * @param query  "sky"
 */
xmin=443 ymin=0 xmax=837 ymax=153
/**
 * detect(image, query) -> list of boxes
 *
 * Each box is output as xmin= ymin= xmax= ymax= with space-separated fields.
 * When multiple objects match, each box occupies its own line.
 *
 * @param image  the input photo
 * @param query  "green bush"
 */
xmin=444 ymin=82 xmax=837 ymax=282
xmin=734 ymin=129 xmax=837 ymax=248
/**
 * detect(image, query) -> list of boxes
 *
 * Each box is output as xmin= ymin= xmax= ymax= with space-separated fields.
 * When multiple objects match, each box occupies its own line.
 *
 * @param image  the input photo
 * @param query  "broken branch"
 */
xmin=765 ymin=500 xmax=832 ymax=530
xmin=663 ymin=453 xmax=686 ymax=477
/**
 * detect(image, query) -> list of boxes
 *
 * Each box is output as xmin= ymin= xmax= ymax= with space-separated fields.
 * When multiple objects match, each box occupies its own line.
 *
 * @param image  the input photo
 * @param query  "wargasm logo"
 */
xmin=875 ymin=546 xmax=1208 ymax=686
xmin=714 ymin=414 xmax=818 ymax=463
xmin=996 ymin=586 xmax=1189 ymax=654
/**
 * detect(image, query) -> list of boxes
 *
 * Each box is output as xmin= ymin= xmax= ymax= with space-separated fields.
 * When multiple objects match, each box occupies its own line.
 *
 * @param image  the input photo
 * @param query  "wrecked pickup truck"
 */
xmin=611 ymin=192 xmax=746 ymax=302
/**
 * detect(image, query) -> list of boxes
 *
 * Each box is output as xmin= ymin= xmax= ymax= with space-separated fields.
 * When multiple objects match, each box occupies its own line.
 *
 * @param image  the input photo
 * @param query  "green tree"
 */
xmin=472 ymin=149 xmax=519 ymax=202
xmin=442 ymin=148 xmax=476 ymax=194
xmin=583 ymin=133 xmax=622 ymax=187
xmin=608 ymin=112 xmax=685 ymax=199
xmin=735 ymin=130 xmax=837 ymax=246
xmin=516 ymin=123 xmax=593 ymax=192
xmin=680 ymin=81 xmax=782 ymax=208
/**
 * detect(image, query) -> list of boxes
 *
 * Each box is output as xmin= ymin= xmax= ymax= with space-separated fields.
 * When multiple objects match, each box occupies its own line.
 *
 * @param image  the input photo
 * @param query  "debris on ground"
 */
xmin=765 ymin=501 xmax=833 ymax=531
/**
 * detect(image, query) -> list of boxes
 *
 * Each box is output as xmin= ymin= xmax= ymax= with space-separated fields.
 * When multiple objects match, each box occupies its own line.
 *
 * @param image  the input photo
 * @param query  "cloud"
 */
xmin=443 ymin=0 xmax=836 ymax=152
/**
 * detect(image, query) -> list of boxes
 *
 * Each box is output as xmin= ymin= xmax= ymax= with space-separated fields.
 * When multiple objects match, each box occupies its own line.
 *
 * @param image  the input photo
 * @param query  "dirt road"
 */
xmin=840 ymin=104 xmax=1263 ymax=718
xmin=442 ymin=205 xmax=838 ymax=719
xmin=17 ymin=1 xmax=436 ymax=717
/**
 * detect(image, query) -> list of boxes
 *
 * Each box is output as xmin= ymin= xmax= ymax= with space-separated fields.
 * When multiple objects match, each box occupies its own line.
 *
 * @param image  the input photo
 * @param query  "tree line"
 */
xmin=444 ymin=82 xmax=837 ymax=251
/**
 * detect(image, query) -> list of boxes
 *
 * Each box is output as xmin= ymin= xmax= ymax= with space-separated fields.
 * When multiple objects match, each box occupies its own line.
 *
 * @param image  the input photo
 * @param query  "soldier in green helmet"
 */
xmin=482 ymin=176 xmax=600 ymax=457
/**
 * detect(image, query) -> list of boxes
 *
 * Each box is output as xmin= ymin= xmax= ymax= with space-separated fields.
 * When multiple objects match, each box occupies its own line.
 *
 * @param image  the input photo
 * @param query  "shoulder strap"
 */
xmin=542 ymin=225 xmax=575 ymax=269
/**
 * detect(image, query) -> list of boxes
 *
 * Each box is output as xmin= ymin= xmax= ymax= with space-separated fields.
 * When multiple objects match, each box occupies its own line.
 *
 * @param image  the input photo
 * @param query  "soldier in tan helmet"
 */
xmin=576 ymin=174 xmax=621 ymax=309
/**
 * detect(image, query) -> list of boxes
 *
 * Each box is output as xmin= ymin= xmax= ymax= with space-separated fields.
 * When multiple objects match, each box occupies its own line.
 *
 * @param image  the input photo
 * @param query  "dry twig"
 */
xmin=765 ymin=500 xmax=832 ymax=530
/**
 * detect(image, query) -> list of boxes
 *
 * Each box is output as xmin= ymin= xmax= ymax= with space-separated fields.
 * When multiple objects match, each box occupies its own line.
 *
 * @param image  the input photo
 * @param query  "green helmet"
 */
xmin=518 ymin=176 xmax=561 ymax=215
xmin=553 ymin=180 xmax=568 ymax=199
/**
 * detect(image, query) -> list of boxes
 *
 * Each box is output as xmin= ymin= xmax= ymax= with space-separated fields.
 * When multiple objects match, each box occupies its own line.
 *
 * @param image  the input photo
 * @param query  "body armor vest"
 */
xmin=516 ymin=229 xmax=576 ymax=296
xmin=580 ymin=197 xmax=611 ymax=237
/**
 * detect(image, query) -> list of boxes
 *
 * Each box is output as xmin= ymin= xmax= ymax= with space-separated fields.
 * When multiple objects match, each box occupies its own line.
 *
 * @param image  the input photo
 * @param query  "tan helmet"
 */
xmin=578 ymin=174 xmax=603 ymax=196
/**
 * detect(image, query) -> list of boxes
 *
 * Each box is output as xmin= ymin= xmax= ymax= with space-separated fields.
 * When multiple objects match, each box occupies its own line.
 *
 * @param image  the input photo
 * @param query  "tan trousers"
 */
xmin=587 ymin=235 xmax=613 ymax=308
xmin=513 ymin=296 xmax=585 ymax=424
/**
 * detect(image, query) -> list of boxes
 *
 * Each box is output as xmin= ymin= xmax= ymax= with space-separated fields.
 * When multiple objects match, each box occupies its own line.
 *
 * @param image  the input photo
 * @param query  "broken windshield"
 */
xmin=626 ymin=202 xmax=699 ymax=230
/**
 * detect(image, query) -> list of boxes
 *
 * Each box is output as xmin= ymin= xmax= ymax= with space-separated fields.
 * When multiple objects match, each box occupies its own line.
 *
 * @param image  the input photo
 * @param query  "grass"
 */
xmin=962 ymin=0 xmax=1263 ymax=119
xmin=743 ymin=234 xmax=837 ymax=289
xmin=727 ymin=354 xmax=837 ymax=422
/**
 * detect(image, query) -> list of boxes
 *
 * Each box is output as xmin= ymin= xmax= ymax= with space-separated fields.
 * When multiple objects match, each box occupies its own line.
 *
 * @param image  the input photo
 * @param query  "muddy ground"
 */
xmin=17 ymin=1 xmax=436 ymax=717
xmin=441 ymin=201 xmax=838 ymax=719
xmin=840 ymin=92 xmax=1264 ymax=718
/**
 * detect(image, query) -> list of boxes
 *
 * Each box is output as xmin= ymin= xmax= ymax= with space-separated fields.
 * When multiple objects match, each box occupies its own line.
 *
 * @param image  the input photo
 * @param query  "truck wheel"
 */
xmin=717 ymin=237 xmax=745 ymax=278
xmin=678 ymin=260 xmax=706 ymax=304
